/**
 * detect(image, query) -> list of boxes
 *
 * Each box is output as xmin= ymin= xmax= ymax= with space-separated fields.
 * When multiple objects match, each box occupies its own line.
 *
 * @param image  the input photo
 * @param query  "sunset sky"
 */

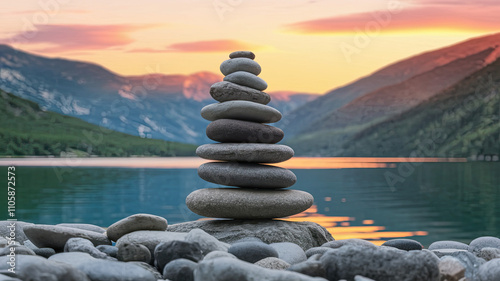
xmin=1 ymin=0 xmax=499 ymax=93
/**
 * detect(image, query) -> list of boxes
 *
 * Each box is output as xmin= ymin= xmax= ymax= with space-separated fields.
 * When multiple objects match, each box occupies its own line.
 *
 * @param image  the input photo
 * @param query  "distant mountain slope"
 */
xmin=0 ymin=45 xmax=318 ymax=144
xmin=340 ymin=57 xmax=500 ymax=158
xmin=284 ymin=33 xmax=500 ymax=138
xmin=0 ymin=89 xmax=196 ymax=157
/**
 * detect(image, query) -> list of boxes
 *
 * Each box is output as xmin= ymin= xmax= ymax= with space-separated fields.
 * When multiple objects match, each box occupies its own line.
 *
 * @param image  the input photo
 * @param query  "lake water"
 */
xmin=1 ymin=157 xmax=499 ymax=247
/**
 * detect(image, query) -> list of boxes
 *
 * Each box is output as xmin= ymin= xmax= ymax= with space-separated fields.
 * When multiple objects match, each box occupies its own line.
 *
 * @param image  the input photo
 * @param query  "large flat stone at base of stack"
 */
xmin=168 ymin=219 xmax=334 ymax=250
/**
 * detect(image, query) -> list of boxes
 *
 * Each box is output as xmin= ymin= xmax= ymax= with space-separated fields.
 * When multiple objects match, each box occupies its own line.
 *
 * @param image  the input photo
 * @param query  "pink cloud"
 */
xmin=1 ymin=24 xmax=155 ymax=53
xmin=285 ymin=5 xmax=500 ymax=34
xmin=129 ymin=40 xmax=262 ymax=53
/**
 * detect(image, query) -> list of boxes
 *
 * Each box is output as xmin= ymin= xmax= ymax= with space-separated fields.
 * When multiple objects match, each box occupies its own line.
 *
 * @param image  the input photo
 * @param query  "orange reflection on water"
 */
xmin=285 ymin=205 xmax=428 ymax=246
xmin=280 ymin=157 xmax=467 ymax=169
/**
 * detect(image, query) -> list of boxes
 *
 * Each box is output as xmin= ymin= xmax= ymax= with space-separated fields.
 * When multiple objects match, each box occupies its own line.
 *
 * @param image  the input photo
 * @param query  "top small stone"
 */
xmin=229 ymin=51 xmax=255 ymax=60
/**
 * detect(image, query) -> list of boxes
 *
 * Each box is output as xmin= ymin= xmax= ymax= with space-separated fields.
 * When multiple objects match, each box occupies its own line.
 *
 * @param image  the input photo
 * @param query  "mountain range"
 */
xmin=284 ymin=32 xmax=500 ymax=157
xmin=0 ymin=44 xmax=318 ymax=145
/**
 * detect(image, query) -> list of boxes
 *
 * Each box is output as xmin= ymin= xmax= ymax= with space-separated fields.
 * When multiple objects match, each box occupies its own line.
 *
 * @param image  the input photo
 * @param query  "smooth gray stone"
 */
xmin=320 ymin=245 xmax=440 ymax=281
xmin=0 ymin=245 xmax=35 ymax=256
xmin=439 ymin=256 xmax=465 ymax=281
xmin=229 ymin=51 xmax=255 ymax=60
xmin=270 ymin=242 xmax=307 ymax=265
xmin=224 ymin=71 xmax=268 ymax=90
xmin=64 ymin=237 xmax=110 ymax=259
xmin=255 ymin=257 xmax=290 ymax=270
xmin=186 ymin=188 xmax=314 ymax=219
xmin=203 ymin=251 xmax=237 ymax=261
xmin=0 ymin=254 xmax=90 ymax=281
xmin=116 ymin=231 xmax=187 ymax=259
xmin=305 ymin=247 xmax=332 ymax=258
xmin=23 ymin=224 xmax=111 ymax=251
xmin=220 ymin=58 xmax=261 ymax=76
xmin=201 ymin=101 xmax=281 ymax=123
xmin=198 ymin=162 xmax=296 ymax=188
xmin=354 ymin=276 xmax=376 ymax=281
xmin=382 ymin=238 xmax=423 ymax=251
xmin=322 ymin=239 xmax=375 ymax=250
xmin=33 ymin=247 xmax=56 ymax=258
xmin=117 ymin=242 xmax=151 ymax=263
xmin=49 ymin=252 xmax=96 ymax=266
xmin=96 ymin=245 xmax=118 ymax=258
xmin=57 ymin=223 xmax=106 ymax=234
xmin=207 ymin=119 xmax=284 ymax=144
xmin=287 ymin=254 xmax=327 ymax=278
xmin=210 ymin=81 xmax=271 ymax=104
xmin=128 ymin=261 xmax=162 ymax=280
xmin=163 ymin=258 xmax=197 ymax=281
xmin=77 ymin=259 xmax=156 ymax=281
xmin=169 ymin=220 xmax=334 ymax=251
xmin=197 ymin=143 xmax=293 ymax=163
xmin=154 ymin=240 xmax=203 ymax=272
xmin=228 ymin=241 xmax=278 ymax=263
xmin=477 ymin=258 xmax=500 ymax=281
xmin=196 ymin=143 xmax=294 ymax=163
xmin=0 ymin=221 xmax=33 ymax=245
xmin=106 ymin=214 xmax=168 ymax=242
xmin=428 ymin=240 xmax=469 ymax=251
xmin=431 ymin=248 xmax=469 ymax=258
xmin=0 ymin=273 xmax=21 ymax=281
xmin=195 ymin=257 xmax=326 ymax=281
xmin=185 ymin=228 xmax=230 ymax=254
xmin=469 ymin=236 xmax=500 ymax=254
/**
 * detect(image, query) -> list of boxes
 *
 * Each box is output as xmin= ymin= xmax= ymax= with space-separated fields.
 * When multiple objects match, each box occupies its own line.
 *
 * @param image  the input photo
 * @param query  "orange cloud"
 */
xmin=2 ymin=24 xmax=155 ymax=53
xmin=285 ymin=6 xmax=500 ymax=34
xmin=129 ymin=40 xmax=262 ymax=53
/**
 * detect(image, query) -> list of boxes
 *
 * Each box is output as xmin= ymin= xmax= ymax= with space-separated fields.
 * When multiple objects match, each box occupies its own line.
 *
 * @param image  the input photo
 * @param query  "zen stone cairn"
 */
xmin=186 ymin=51 xmax=314 ymax=219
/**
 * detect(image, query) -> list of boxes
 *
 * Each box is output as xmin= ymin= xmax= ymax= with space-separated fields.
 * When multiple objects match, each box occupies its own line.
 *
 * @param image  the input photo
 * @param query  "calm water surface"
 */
xmin=1 ymin=157 xmax=498 ymax=246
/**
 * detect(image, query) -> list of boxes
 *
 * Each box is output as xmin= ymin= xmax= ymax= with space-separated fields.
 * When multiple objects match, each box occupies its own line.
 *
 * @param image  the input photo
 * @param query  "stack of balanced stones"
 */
xmin=186 ymin=51 xmax=314 ymax=219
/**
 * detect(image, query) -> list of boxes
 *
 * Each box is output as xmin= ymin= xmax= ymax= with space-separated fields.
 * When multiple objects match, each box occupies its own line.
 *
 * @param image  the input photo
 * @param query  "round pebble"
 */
xmin=106 ymin=213 xmax=168 ymax=242
xmin=163 ymin=258 xmax=197 ymax=281
xmin=206 ymin=119 xmax=284 ymax=144
xmin=198 ymin=162 xmax=296 ymax=188
xmin=196 ymin=143 xmax=294 ymax=163
xmin=382 ymin=239 xmax=423 ymax=251
xmin=117 ymin=242 xmax=151 ymax=263
xmin=428 ymin=241 xmax=469 ymax=251
xmin=228 ymin=241 xmax=278 ymax=263
xmin=469 ymin=236 xmax=500 ymax=254
xmin=210 ymin=81 xmax=270 ymax=104
xmin=229 ymin=51 xmax=255 ymax=60
xmin=224 ymin=71 xmax=268 ymax=90
xmin=154 ymin=240 xmax=203 ymax=272
xmin=186 ymin=188 xmax=314 ymax=219
xmin=220 ymin=58 xmax=261 ymax=76
xmin=201 ymin=100 xmax=281 ymax=123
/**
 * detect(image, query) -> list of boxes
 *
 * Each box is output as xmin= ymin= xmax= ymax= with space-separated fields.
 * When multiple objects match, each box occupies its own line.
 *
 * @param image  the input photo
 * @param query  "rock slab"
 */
xmin=201 ymin=100 xmax=281 ymax=123
xmin=210 ymin=81 xmax=270 ymax=104
xmin=106 ymin=213 xmax=168 ymax=242
xmin=206 ymin=119 xmax=284 ymax=144
xmin=196 ymin=143 xmax=294 ymax=163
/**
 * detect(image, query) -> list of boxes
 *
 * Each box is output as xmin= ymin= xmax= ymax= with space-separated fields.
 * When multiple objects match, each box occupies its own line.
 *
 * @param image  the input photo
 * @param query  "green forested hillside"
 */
xmin=339 ymin=58 xmax=500 ymax=158
xmin=0 ymin=89 xmax=196 ymax=157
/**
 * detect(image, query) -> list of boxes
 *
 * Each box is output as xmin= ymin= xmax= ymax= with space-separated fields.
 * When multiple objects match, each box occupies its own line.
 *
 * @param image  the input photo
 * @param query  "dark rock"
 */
xmin=168 ymin=220 xmax=333 ymax=251
xmin=64 ymin=237 xmax=110 ymax=259
xmin=0 ymin=254 xmax=90 ymax=280
xmin=477 ymin=258 xmax=500 ymax=281
xmin=57 ymin=223 xmax=106 ymax=234
xmin=224 ymin=71 xmax=267 ymax=90
xmin=117 ymin=242 xmax=151 ymax=263
xmin=382 ymin=238 xmax=423 ymax=251
xmin=229 ymin=51 xmax=255 ymax=60
xmin=197 ymin=143 xmax=293 ymax=163
xmin=210 ymin=81 xmax=270 ymax=104
xmin=186 ymin=188 xmax=313 ymax=219
xmin=469 ymin=236 xmax=500 ymax=254
xmin=428 ymin=240 xmax=469 ymax=251
xmin=220 ymin=58 xmax=261 ymax=76
xmin=185 ymin=228 xmax=230 ymax=254
xmin=163 ymin=258 xmax=197 ymax=281
xmin=270 ymin=242 xmax=307 ymax=265
xmin=201 ymin=100 xmax=281 ymax=123
xmin=106 ymin=214 xmax=168 ymax=242
xmin=228 ymin=241 xmax=279 ymax=263
xmin=206 ymin=119 xmax=284 ymax=144
xmin=198 ymin=162 xmax=296 ymax=188
xmin=195 ymin=257 xmax=327 ymax=280
xmin=23 ymin=224 xmax=111 ymax=251
xmin=154 ymin=240 xmax=203 ymax=272
xmin=320 ymin=245 xmax=440 ymax=281
xmin=96 ymin=245 xmax=118 ymax=258
xmin=305 ymin=247 xmax=331 ymax=258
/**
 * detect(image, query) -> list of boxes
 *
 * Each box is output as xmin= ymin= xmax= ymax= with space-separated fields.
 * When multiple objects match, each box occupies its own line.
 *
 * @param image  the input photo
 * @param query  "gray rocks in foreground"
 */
xmin=320 ymin=245 xmax=440 ymax=281
xmin=116 ymin=230 xmax=187 ymax=258
xmin=168 ymin=220 xmax=333 ymax=250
